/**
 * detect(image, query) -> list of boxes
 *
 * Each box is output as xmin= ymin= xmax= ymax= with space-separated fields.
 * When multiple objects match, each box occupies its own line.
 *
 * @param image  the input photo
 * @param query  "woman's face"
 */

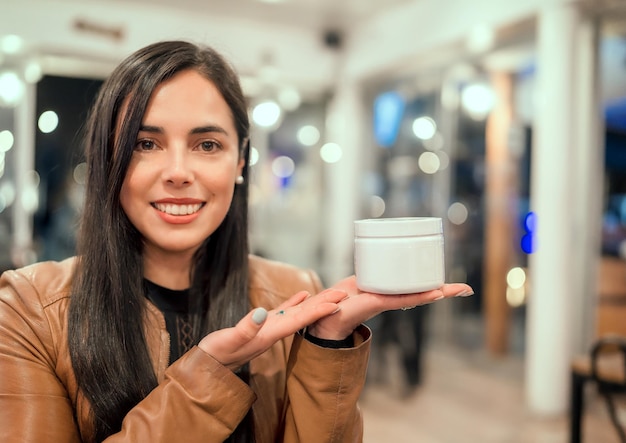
xmin=120 ymin=69 xmax=244 ymax=261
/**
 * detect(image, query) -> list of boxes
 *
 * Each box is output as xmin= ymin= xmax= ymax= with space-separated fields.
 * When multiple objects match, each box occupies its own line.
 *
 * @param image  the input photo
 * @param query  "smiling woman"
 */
xmin=0 ymin=40 xmax=472 ymax=443
xmin=120 ymin=70 xmax=244 ymax=269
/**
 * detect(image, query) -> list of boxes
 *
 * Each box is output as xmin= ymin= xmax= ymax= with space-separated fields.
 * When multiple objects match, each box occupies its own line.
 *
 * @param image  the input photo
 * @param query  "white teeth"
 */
xmin=154 ymin=203 xmax=202 ymax=215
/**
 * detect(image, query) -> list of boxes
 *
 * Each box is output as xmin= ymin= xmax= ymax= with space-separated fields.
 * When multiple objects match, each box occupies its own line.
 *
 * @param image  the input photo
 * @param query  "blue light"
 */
xmin=521 ymin=233 xmax=535 ymax=254
xmin=521 ymin=211 xmax=536 ymax=254
xmin=373 ymin=91 xmax=405 ymax=148
xmin=524 ymin=211 xmax=536 ymax=232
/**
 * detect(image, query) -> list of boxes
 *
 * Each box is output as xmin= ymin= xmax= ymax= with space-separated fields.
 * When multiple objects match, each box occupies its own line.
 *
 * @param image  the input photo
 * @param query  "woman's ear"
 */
xmin=237 ymin=137 xmax=249 ymax=177
xmin=237 ymin=157 xmax=245 ymax=178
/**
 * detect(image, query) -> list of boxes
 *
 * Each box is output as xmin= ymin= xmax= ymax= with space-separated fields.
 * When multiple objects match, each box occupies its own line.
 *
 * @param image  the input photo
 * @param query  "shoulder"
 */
xmin=0 ymin=257 xmax=76 ymax=308
xmin=248 ymin=255 xmax=324 ymax=308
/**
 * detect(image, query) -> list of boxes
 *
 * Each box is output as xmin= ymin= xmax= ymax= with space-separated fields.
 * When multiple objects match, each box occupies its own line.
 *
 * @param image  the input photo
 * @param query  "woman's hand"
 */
xmin=306 ymin=276 xmax=474 ymax=341
xmin=197 ymin=288 xmax=347 ymax=371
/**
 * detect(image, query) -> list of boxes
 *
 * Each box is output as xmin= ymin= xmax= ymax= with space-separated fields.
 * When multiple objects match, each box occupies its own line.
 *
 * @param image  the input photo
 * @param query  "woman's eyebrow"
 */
xmin=190 ymin=125 xmax=229 ymax=136
xmin=137 ymin=124 xmax=230 ymax=136
xmin=138 ymin=125 xmax=163 ymax=134
xmin=139 ymin=125 xmax=228 ymax=135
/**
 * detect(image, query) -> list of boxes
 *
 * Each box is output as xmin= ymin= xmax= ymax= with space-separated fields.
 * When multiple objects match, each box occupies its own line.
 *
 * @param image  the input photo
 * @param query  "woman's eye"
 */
xmin=135 ymin=140 xmax=155 ymax=150
xmin=199 ymin=141 xmax=220 ymax=152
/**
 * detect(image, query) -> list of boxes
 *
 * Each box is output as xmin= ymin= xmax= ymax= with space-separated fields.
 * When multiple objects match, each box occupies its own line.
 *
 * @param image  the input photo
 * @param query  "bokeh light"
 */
xmin=0 ymin=35 xmax=25 ymax=54
xmin=506 ymin=267 xmax=527 ymax=307
xmin=271 ymin=155 xmax=295 ymax=178
xmin=0 ymin=129 xmax=14 ymax=152
xmin=461 ymin=83 xmax=495 ymax=119
xmin=252 ymin=101 xmax=281 ymax=128
xmin=418 ymin=151 xmax=440 ymax=174
xmin=278 ymin=87 xmax=301 ymax=111
xmin=374 ymin=91 xmax=405 ymax=147
xmin=249 ymin=146 xmax=260 ymax=166
xmin=0 ymin=71 xmax=25 ymax=107
xmin=447 ymin=202 xmax=468 ymax=225
xmin=20 ymin=170 xmax=40 ymax=214
xmin=0 ymin=181 xmax=15 ymax=207
xmin=437 ymin=150 xmax=450 ymax=170
xmin=506 ymin=286 xmax=526 ymax=308
xmin=368 ymin=195 xmax=386 ymax=218
xmin=38 ymin=110 xmax=59 ymax=133
xmin=412 ymin=116 xmax=437 ymax=140
xmin=506 ymin=267 xmax=526 ymax=289
xmin=521 ymin=211 xmax=537 ymax=253
xmin=320 ymin=142 xmax=342 ymax=163
xmin=24 ymin=60 xmax=43 ymax=83
xmin=297 ymin=125 xmax=320 ymax=146
xmin=73 ymin=162 xmax=87 ymax=185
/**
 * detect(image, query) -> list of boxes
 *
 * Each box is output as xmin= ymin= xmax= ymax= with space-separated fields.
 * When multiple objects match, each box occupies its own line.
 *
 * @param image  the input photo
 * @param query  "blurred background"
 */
xmin=1 ymin=0 xmax=625 ymax=441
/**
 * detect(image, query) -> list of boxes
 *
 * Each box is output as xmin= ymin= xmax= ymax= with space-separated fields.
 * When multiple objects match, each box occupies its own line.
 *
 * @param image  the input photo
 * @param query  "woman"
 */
xmin=0 ymin=41 xmax=473 ymax=442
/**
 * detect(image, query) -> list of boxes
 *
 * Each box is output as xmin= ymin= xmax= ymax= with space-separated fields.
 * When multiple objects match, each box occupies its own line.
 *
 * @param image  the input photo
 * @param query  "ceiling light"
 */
xmin=252 ymin=100 xmax=282 ymax=128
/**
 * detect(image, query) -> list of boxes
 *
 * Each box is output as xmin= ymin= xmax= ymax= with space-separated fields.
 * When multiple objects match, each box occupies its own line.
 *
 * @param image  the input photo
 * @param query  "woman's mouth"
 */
xmin=152 ymin=202 xmax=204 ymax=216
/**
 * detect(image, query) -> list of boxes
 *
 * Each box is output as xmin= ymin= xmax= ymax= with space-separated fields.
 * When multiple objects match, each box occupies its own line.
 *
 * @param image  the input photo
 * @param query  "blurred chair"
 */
xmin=571 ymin=336 xmax=626 ymax=443
xmin=570 ymin=257 xmax=626 ymax=443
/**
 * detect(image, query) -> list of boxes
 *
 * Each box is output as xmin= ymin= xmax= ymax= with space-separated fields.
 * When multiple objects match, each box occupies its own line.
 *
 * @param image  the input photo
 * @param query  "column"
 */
xmin=11 ymin=81 xmax=36 ymax=267
xmin=320 ymin=80 xmax=366 ymax=285
xmin=483 ymin=72 xmax=516 ymax=355
xmin=570 ymin=12 xmax=603 ymax=355
xmin=525 ymin=1 xmax=600 ymax=414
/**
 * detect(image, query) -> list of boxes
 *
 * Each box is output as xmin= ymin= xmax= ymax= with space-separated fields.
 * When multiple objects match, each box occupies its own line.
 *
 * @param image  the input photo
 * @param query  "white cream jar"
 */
xmin=354 ymin=217 xmax=445 ymax=294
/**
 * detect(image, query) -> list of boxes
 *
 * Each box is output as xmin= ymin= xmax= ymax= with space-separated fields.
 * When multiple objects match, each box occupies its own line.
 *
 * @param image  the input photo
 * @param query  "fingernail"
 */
xmin=455 ymin=290 xmax=474 ymax=297
xmin=331 ymin=306 xmax=341 ymax=315
xmin=252 ymin=307 xmax=268 ymax=324
xmin=434 ymin=295 xmax=445 ymax=301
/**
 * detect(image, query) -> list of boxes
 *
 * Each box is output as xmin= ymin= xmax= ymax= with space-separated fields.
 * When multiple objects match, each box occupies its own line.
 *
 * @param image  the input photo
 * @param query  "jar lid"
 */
xmin=354 ymin=217 xmax=442 ymax=237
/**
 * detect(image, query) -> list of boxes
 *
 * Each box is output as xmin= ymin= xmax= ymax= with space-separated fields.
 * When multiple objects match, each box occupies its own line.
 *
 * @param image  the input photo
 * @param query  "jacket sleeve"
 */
xmin=282 ymin=325 xmax=371 ymax=443
xmin=0 ymin=269 xmax=256 ymax=443
xmin=0 ymin=270 xmax=82 ymax=443
xmin=105 ymin=347 xmax=257 ymax=442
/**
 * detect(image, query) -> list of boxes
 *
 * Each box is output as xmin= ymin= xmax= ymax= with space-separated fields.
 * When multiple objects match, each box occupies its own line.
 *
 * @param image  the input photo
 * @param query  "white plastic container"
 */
xmin=354 ymin=217 xmax=445 ymax=294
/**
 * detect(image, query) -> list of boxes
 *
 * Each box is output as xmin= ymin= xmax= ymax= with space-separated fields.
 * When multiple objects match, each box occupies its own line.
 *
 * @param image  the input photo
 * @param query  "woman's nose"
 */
xmin=161 ymin=149 xmax=193 ymax=186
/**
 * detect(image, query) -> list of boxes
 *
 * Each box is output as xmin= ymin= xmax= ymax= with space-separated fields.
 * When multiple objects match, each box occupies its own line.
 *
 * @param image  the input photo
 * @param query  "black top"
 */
xmin=144 ymin=279 xmax=195 ymax=364
xmin=144 ymin=279 xmax=354 ymax=365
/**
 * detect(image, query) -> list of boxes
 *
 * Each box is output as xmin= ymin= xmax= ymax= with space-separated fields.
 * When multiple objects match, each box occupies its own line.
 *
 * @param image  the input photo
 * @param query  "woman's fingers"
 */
xmin=392 ymin=283 xmax=474 ymax=307
xmin=361 ymin=283 xmax=474 ymax=310
xmin=318 ymin=287 xmax=350 ymax=304
xmin=270 ymin=288 xmax=347 ymax=323
xmin=275 ymin=290 xmax=310 ymax=311
xmin=198 ymin=289 xmax=346 ymax=371
xmin=263 ymin=292 xmax=344 ymax=336
xmin=439 ymin=283 xmax=474 ymax=298
xmin=328 ymin=276 xmax=358 ymax=295
xmin=252 ymin=307 xmax=268 ymax=324
xmin=199 ymin=308 xmax=266 ymax=358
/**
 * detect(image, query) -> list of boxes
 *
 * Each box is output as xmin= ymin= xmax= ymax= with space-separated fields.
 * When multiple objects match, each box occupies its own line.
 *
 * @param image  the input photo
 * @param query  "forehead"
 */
xmin=142 ymin=69 xmax=234 ymax=126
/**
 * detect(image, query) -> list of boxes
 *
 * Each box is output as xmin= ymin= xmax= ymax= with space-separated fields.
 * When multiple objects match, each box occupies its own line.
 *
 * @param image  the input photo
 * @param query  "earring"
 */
xmin=235 ymin=175 xmax=245 ymax=185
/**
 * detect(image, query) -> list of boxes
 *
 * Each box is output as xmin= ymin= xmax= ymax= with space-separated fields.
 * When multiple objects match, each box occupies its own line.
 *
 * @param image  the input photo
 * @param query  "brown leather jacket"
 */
xmin=0 ymin=255 xmax=370 ymax=442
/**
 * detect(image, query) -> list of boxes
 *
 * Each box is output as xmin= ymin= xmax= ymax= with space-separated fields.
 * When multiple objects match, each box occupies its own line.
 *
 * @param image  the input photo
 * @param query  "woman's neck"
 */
xmin=142 ymin=249 xmax=194 ymax=290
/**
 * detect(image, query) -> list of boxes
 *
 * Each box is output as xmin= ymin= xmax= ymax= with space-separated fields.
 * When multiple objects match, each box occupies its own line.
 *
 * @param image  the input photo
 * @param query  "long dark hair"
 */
xmin=68 ymin=41 xmax=253 ymax=442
